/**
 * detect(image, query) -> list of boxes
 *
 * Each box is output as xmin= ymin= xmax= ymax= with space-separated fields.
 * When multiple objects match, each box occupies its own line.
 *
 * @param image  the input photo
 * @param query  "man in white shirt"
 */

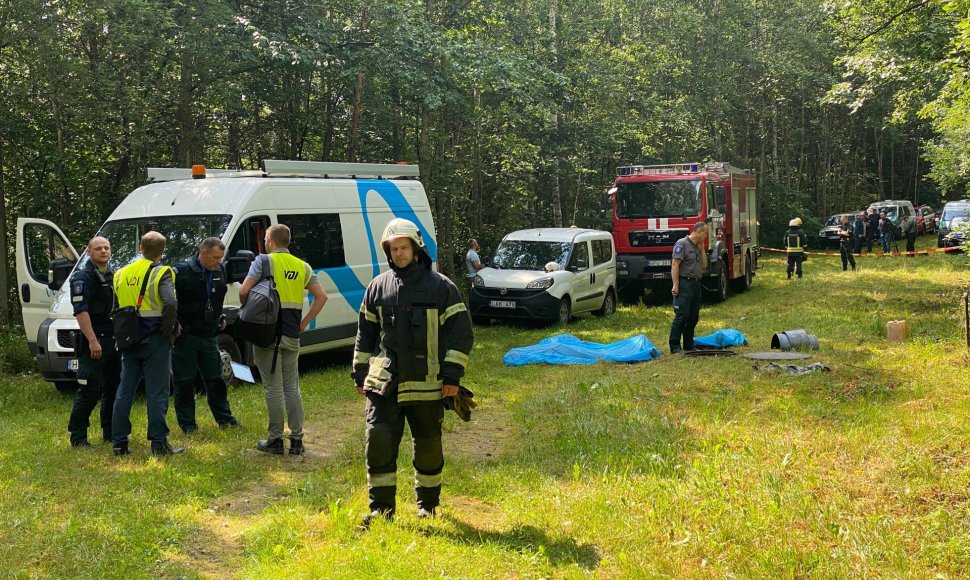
xmin=465 ymin=239 xmax=485 ymax=287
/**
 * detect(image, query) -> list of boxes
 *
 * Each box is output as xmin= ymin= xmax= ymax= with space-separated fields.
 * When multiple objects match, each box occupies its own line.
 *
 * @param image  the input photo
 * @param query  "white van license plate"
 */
xmin=489 ymin=300 xmax=516 ymax=309
xmin=68 ymin=359 xmax=78 ymax=371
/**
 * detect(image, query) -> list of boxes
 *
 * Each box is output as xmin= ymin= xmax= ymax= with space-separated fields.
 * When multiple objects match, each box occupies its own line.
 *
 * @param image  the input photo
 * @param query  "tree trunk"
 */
xmin=348 ymin=2 xmax=369 ymax=163
xmin=548 ymin=0 xmax=563 ymax=227
xmin=176 ymin=57 xmax=195 ymax=167
xmin=0 ymin=139 xmax=9 ymax=325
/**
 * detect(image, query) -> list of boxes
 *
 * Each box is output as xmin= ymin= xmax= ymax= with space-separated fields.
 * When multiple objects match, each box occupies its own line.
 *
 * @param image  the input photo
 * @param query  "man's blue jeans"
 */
xmin=112 ymin=333 xmax=173 ymax=444
xmin=881 ymin=233 xmax=890 ymax=253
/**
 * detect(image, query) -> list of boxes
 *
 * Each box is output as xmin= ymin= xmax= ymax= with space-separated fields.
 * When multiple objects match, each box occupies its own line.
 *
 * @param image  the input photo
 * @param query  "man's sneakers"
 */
xmin=257 ymin=437 xmax=303 ymax=455
xmin=416 ymin=507 xmax=437 ymax=519
xmin=151 ymin=441 xmax=186 ymax=456
xmin=71 ymin=439 xmax=93 ymax=449
xmin=112 ymin=441 xmax=130 ymax=456
xmin=256 ymin=438 xmax=285 ymax=455
xmin=219 ymin=418 xmax=242 ymax=429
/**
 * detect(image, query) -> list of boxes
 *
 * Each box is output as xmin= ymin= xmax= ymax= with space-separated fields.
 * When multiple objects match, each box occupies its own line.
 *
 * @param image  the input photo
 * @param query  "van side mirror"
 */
xmin=47 ymin=257 xmax=75 ymax=291
xmin=571 ymin=258 xmax=588 ymax=272
xmin=226 ymin=250 xmax=256 ymax=283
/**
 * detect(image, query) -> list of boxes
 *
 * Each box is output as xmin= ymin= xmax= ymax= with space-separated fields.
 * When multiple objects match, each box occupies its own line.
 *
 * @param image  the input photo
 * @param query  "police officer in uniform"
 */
xmin=173 ymin=237 xmax=240 ymax=433
xmin=784 ymin=217 xmax=807 ymax=279
xmin=67 ymin=236 xmax=120 ymax=447
xmin=239 ymin=224 xmax=327 ymax=455
xmin=111 ymin=231 xmax=182 ymax=456
xmin=353 ymin=218 xmax=475 ymax=528
xmin=838 ymin=214 xmax=856 ymax=271
xmin=669 ymin=222 xmax=709 ymax=354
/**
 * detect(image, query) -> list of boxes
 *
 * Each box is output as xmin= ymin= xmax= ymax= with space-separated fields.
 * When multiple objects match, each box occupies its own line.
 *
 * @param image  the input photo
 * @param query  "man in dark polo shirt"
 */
xmin=67 ymin=236 xmax=120 ymax=447
xmin=669 ymin=222 xmax=709 ymax=354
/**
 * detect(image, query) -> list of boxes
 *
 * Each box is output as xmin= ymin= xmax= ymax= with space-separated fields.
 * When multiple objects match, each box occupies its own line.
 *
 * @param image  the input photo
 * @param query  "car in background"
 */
xmin=470 ymin=228 xmax=617 ymax=325
xmin=941 ymin=215 xmax=969 ymax=252
xmin=867 ymin=200 xmax=915 ymax=238
xmin=817 ymin=213 xmax=856 ymax=249
xmin=916 ymin=205 xmax=937 ymax=235
xmin=938 ymin=200 xmax=970 ymax=247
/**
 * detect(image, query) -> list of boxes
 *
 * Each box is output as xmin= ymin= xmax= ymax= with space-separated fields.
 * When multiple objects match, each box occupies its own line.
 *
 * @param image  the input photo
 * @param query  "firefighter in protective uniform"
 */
xmin=784 ymin=217 xmax=807 ymax=279
xmin=353 ymin=218 xmax=474 ymax=527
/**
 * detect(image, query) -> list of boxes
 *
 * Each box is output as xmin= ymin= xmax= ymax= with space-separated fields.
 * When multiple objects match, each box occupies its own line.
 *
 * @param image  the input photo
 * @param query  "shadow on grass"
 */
xmin=428 ymin=515 xmax=601 ymax=571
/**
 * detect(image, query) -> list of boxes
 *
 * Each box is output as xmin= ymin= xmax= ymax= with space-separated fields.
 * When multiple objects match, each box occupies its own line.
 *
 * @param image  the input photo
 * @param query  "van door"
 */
xmin=16 ymin=218 xmax=79 ymax=346
xmin=568 ymin=240 xmax=597 ymax=313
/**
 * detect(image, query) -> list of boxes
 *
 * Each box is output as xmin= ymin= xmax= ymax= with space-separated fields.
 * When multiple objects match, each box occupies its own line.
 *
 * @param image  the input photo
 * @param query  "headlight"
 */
xmin=473 ymin=275 xmax=484 ymax=287
xmin=526 ymin=277 xmax=554 ymax=289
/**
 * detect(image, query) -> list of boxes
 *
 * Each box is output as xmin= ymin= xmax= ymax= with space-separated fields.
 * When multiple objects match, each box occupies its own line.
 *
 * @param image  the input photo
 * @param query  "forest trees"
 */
xmin=3 ymin=0 xmax=969 ymax=322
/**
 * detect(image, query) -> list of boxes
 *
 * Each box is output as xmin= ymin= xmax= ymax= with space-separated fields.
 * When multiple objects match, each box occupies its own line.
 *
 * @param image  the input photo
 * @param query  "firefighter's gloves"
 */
xmin=443 ymin=386 xmax=477 ymax=422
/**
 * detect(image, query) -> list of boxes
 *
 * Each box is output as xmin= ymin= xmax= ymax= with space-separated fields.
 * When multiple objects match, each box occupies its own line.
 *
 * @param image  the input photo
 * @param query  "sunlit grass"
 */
xmin=0 ymin=236 xmax=967 ymax=577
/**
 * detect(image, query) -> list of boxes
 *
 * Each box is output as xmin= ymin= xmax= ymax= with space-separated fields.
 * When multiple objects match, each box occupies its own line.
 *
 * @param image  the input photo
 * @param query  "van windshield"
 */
xmin=615 ymin=180 xmax=701 ymax=219
xmin=492 ymin=240 xmax=572 ymax=271
xmin=80 ymin=214 xmax=232 ymax=271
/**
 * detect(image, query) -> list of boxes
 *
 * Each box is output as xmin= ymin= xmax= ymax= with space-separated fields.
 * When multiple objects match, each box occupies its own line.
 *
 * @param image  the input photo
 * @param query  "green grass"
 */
xmin=1 ymin=237 xmax=969 ymax=578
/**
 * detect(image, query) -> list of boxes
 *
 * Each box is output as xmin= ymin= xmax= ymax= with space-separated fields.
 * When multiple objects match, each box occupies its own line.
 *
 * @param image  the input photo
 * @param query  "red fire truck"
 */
xmin=605 ymin=162 xmax=759 ymax=302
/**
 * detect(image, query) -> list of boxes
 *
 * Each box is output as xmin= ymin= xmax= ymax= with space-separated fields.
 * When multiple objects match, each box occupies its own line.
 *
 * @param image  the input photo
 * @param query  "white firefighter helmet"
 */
xmin=793 ymin=217 xmax=802 ymax=226
xmin=789 ymin=219 xmax=798 ymax=227
xmin=380 ymin=218 xmax=431 ymax=267
xmin=381 ymin=218 xmax=425 ymax=250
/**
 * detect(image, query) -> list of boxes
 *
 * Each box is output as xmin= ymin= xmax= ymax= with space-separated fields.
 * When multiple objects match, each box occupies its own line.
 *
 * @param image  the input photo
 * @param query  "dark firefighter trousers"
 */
xmin=365 ymin=390 xmax=444 ymax=514
xmin=669 ymin=278 xmax=701 ymax=352
xmin=173 ymin=333 xmax=234 ymax=430
xmin=787 ymin=253 xmax=804 ymax=278
xmin=68 ymin=334 xmax=120 ymax=444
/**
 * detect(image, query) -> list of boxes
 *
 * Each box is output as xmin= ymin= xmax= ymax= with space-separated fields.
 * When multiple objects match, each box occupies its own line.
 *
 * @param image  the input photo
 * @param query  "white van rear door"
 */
xmin=16 ymin=218 xmax=79 ymax=344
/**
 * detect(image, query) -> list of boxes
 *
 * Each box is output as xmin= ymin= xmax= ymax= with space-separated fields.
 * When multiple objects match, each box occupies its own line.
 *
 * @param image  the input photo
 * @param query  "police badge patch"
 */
xmin=674 ymin=245 xmax=683 ymax=255
xmin=72 ymin=282 xmax=84 ymax=296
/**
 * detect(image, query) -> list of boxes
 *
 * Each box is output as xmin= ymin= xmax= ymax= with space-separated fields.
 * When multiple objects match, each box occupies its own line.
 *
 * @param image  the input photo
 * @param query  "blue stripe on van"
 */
xmin=305 ymin=180 xmax=439 ymax=322
xmin=357 ymin=180 xmax=438 ymax=280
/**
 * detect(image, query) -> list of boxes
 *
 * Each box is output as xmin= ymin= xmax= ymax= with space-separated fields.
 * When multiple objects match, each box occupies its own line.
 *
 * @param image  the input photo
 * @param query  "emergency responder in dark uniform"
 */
xmin=784 ymin=218 xmax=807 ymax=279
xmin=902 ymin=213 xmax=917 ymax=256
xmin=669 ymin=222 xmax=709 ymax=354
xmin=111 ymin=231 xmax=182 ymax=456
xmin=67 ymin=236 xmax=120 ymax=447
xmin=353 ymin=218 xmax=474 ymax=527
xmin=838 ymin=214 xmax=856 ymax=271
xmin=173 ymin=237 xmax=240 ymax=433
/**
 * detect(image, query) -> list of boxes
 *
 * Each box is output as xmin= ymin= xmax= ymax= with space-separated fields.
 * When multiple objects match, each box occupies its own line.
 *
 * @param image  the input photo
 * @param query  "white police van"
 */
xmin=469 ymin=228 xmax=616 ymax=325
xmin=16 ymin=160 xmax=437 ymax=390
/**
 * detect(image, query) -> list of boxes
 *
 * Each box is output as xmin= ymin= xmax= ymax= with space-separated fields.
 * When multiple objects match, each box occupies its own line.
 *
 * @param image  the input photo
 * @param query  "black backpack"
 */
xmin=235 ymin=276 xmax=281 ymax=348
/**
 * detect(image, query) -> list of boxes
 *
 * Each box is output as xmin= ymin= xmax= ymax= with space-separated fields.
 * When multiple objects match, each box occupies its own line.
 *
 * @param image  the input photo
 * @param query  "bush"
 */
xmin=0 ymin=326 xmax=36 ymax=376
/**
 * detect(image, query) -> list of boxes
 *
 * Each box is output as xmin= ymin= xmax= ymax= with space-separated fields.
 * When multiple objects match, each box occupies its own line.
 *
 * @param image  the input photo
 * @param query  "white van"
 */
xmin=469 ymin=228 xmax=616 ymax=325
xmin=16 ymin=160 xmax=437 ymax=390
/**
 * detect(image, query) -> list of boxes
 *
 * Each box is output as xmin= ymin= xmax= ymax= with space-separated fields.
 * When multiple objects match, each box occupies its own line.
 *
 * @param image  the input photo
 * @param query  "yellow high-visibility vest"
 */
xmin=113 ymin=258 xmax=174 ymax=318
xmin=267 ymin=251 xmax=310 ymax=310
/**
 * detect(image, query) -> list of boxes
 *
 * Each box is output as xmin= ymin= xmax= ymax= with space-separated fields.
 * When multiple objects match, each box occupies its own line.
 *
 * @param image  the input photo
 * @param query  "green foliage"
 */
xmin=0 ymin=326 xmax=33 ymax=376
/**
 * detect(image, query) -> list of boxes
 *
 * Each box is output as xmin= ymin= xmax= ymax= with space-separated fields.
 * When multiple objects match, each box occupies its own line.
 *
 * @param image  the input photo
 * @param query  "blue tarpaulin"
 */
xmin=693 ymin=329 xmax=748 ymax=348
xmin=502 ymin=334 xmax=662 ymax=366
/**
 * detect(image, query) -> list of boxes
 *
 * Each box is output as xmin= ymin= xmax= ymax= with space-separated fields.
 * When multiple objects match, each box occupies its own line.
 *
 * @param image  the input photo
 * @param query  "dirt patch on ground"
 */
xmin=447 ymin=401 xmax=516 ymax=464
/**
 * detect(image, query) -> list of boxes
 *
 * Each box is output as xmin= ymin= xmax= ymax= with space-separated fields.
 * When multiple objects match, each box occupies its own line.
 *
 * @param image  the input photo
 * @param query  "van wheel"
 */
xmin=218 ymin=333 xmax=243 ymax=386
xmin=556 ymin=298 xmax=572 ymax=325
xmin=594 ymin=288 xmax=616 ymax=316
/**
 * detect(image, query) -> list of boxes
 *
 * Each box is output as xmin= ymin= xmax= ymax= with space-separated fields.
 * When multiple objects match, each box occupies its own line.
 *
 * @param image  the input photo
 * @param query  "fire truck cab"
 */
xmin=606 ymin=162 xmax=758 ymax=302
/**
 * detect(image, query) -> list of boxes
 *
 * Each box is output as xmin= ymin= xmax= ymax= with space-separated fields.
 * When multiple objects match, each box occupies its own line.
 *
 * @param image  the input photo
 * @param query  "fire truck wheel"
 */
xmin=594 ymin=288 xmax=616 ymax=316
xmin=731 ymin=254 xmax=753 ymax=293
xmin=617 ymin=282 xmax=642 ymax=304
xmin=712 ymin=258 xmax=729 ymax=302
